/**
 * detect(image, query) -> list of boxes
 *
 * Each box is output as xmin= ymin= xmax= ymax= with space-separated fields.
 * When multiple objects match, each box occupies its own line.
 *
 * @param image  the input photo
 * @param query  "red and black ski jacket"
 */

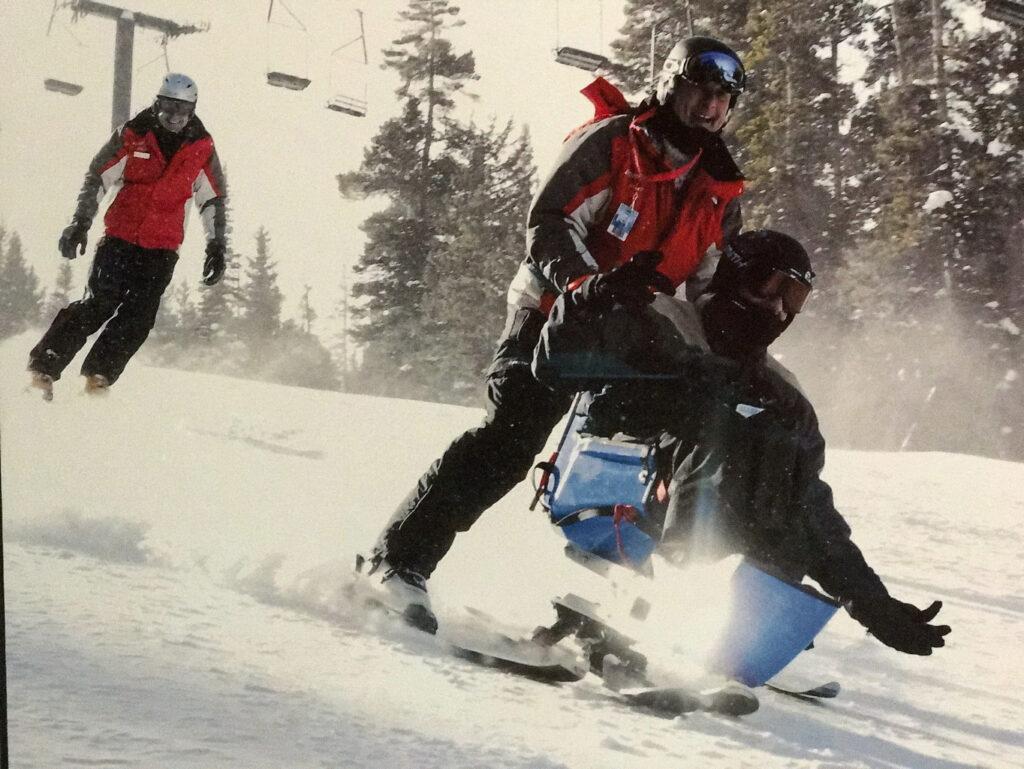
xmin=510 ymin=77 xmax=744 ymax=314
xmin=72 ymin=108 xmax=227 ymax=251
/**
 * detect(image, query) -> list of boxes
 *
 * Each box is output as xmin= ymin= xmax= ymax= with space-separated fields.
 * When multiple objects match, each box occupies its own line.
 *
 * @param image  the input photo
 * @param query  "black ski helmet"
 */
xmin=701 ymin=231 xmax=813 ymax=359
xmin=656 ymin=36 xmax=747 ymax=109
xmin=709 ymin=230 xmax=814 ymax=302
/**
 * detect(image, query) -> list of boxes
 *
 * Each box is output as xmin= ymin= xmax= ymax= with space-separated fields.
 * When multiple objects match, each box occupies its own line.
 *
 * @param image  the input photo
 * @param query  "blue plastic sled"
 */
xmin=705 ymin=560 xmax=839 ymax=686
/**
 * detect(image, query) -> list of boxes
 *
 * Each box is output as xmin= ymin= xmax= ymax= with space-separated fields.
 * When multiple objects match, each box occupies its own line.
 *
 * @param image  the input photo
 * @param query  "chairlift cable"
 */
xmin=47 ymin=0 xmax=60 ymax=36
xmin=358 ymin=9 xmax=368 ymax=66
xmin=268 ymin=0 xmax=308 ymax=32
xmin=555 ymin=0 xmax=560 ymax=49
xmin=133 ymin=37 xmax=171 ymax=75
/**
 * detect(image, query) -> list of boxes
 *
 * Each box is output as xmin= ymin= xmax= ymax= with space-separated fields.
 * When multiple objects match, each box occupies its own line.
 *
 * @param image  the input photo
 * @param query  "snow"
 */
xmin=3 ymin=333 xmax=1024 ymax=769
xmin=987 ymin=139 xmax=1012 ymax=156
xmin=923 ymin=190 xmax=954 ymax=212
xmin=998 ymin=318 xmax=1021 ymax=336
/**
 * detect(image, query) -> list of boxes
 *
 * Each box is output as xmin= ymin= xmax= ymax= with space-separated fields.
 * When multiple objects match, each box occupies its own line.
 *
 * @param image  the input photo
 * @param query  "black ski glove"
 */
xmin=846 ymin=594 xmax=951 ymax=655
xmin=202 ymin=239 xmax=227 ymax=285
xmin=59 ymin=220 xmax=89 ymax=260
xmin=585 ymin=250 xmax=676 ymax=312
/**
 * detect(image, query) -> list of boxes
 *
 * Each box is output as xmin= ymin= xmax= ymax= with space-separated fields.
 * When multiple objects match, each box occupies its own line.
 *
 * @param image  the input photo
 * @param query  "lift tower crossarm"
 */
xmin=69 ymin=0 xmax=207 ymax=37
xmin=62 ymin=0 xmax=208 ymax=129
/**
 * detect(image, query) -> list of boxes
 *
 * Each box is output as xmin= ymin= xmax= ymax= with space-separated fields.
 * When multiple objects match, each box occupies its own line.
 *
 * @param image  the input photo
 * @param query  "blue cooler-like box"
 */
xmin=546 ymin=430 xmax=658 ymax=566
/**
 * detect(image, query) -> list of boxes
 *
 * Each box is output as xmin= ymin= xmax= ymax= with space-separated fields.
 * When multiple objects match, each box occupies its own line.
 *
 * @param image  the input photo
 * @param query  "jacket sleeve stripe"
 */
xmin=192 ymin=144 xmax=228 ymax=243
xmin=526 ymin=117 xmax=625 ymax=291
xmin=73 ymin=128 xmax=128 ymax=225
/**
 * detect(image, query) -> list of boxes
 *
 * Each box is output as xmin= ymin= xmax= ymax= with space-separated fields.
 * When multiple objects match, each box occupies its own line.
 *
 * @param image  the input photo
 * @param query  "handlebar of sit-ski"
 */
xmin=529 ymin=391 xmax=588 ymax=511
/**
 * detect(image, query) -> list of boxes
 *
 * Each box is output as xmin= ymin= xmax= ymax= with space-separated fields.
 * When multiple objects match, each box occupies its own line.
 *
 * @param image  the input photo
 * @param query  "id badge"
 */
xmin=607 ymin=203 xmax=639 ymax=241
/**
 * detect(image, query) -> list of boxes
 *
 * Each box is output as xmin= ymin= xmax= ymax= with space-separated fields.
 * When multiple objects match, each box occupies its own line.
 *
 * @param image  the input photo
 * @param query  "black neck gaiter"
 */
xmin=701 ymin=292 xmax=791 ymax=362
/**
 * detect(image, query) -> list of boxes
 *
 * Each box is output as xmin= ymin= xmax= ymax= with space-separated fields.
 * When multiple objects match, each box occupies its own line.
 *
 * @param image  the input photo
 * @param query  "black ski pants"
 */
xmin=29 ymin=236 xmax=178 ymax=384
xmin=373 ymin=307 xmax=573 ymax=578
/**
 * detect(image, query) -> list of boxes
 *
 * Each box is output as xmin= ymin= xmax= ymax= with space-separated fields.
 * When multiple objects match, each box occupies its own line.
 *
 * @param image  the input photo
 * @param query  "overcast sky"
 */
xmin=1 ymin=0 xmax=629 ymax=330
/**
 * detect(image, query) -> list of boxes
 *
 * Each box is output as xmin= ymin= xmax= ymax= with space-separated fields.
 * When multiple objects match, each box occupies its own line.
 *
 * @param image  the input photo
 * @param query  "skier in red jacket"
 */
xmin=28 ymin=73 xmax=228 ymax=400
xmin=360 ymin=37 xmax=749 ymax=634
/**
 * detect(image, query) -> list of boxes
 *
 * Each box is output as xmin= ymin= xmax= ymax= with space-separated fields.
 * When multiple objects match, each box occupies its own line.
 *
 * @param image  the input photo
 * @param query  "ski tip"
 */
xmin=403 ymin=604 xmax=439 ymax=635
xmin=765 ymin=680 xmax=841 ymax=699
xmin=620 ymin=684 xmax=759 ymax=718
xmin=702 ymin=684 xmax=760 ymax=716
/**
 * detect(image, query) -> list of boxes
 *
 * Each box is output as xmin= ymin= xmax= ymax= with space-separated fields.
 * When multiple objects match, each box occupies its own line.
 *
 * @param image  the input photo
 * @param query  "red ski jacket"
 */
xmin=511 ymin=78 xmax=744 ymax=313
xmin=72 ymin=109 xmax=227 ymax=251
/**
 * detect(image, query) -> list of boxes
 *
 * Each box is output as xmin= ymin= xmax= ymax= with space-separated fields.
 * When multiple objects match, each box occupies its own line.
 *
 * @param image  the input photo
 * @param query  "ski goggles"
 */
xmin=155 ymin=96 xmax=195 ymax=120
xmin=761 ymin=267 xmax=814 ymax=315
xmin=681 ymin=51 xmax=747 ymax=96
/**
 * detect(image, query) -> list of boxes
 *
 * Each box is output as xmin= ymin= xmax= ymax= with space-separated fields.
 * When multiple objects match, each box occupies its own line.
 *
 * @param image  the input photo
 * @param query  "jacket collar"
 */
xmin=128 ymin=107 xmax=209 ymax=143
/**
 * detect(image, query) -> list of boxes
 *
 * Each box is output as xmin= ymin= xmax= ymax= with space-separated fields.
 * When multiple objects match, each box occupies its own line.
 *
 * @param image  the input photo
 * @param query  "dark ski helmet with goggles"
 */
xmin=701 ymin=230 xmax=814 ymax=359
xmin=656 ymin=36 xmax=747 ymax=109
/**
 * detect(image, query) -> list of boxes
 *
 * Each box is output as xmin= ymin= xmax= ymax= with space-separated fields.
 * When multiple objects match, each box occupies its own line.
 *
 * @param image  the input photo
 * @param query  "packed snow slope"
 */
xmin=2 ymin=333 xmax=1023 ymax=769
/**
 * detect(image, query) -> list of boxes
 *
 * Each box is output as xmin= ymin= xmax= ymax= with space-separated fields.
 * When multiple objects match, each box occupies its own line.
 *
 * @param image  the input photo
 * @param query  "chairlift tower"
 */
xmin=63 ymin=0 xmax=207 ymax=129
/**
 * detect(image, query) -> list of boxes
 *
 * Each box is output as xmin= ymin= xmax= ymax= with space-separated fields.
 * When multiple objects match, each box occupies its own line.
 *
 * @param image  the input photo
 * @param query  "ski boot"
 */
xmin=28 ymin=370 xmax=54 ymax=402
xmin=354 ymin=554 xmax=438 ymax=634
xmin=84 ymin=374 xmax=111 ymax=395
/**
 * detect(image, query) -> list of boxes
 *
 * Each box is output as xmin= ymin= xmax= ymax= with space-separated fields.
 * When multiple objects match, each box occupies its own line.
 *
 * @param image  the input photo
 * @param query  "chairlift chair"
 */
xmin=983 ymin=0 xmax=1024 ymax=27
xmin=43 ymin=1 xmax=85 ymax=96
xmin=44 ymin=77 xmax=84 ymax=96
xmin=554 ymin=46 xmax=609 ymax=72
xmin=265 ymin=0 xmax=312 ymax=90
xmin=326 ymin=94 xmax=367 ymax=117
xmin=552 ymin=0 xmax=608 ymax=72
xmin=267 ymin=71 xmax=312 ymax=90
xmin=326 ymin=9 xmax=369 ymax=118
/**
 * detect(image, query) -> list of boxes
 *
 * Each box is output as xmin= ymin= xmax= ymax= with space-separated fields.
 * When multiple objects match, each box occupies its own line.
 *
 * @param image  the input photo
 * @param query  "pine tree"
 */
xmin=420 ymin=120 xmax=537 ymax=400
xmin=339 ymin=0 xmax=479 ymax=398
xmin=171 ymin=280 xmax=199 ymax=338
xmin=383 ymin=0 xmax=479 ymax=219
xmin=238 ymin=227 xmax=283 ymax=342
xmin=328 ymin=270 xmax=352 ymax=390
xmin=298 ymin=285 xmax=316 ymax=334
xmin=0 ymin=232 xmax=44 ymax=339
xmin=195 ymin=247 xmax=240 ymax=344
xmin=43 ymin=259 xmax=76 ymax=322
xmin=609 ymin=0 xmax=750 ymax=95
xmin=734 ymin=1 xmax=868 ymax=263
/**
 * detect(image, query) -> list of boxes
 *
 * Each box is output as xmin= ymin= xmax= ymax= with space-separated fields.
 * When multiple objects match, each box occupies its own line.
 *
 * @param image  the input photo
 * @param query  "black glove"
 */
xmin=202 ymin=239 xmax=227 ymax=285
xmin=58 ymin=220 xmax=89 ymax=260
xmin=585 ymin=250 xmax=676 ymax=311
xmin=846 ymin=594 xmax=951 ymax=655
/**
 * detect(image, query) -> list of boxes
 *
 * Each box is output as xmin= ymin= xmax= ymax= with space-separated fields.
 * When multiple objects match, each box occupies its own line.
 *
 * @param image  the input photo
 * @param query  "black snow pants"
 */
xmin=29 ymin=236 xmax=178 ymax=384
xmin=372 ymin=307 xmax=573 ymax=578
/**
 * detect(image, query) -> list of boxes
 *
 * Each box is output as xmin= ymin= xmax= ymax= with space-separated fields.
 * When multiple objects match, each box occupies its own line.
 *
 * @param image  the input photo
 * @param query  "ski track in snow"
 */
xmin=2 ymin=333 xmax=1023 ymax=769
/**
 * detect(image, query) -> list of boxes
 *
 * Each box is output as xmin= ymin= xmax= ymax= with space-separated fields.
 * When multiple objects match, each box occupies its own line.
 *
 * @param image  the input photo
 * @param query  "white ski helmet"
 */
xmin=157 ymin=73 xmax=198 ymax=104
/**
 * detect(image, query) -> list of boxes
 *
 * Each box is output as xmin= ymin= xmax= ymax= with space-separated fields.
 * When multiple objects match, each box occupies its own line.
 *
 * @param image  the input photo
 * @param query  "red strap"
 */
xmin=612 ymin=504 xmax=640 ymax=565
xmin=566 ymin=274 xmax=590 ymax=292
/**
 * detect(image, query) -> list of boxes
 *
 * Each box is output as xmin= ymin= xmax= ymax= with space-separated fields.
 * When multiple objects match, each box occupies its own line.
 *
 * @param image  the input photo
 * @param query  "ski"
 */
xmin=618 ymin=682 xmax=759 ymax=717
xmin=447 ymin=638 xmax=585 ymax=683
xmin=766 ymin=680 xmax=841 ymax=699
xmin=348 ymin=579 xmax=586 ymax=683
